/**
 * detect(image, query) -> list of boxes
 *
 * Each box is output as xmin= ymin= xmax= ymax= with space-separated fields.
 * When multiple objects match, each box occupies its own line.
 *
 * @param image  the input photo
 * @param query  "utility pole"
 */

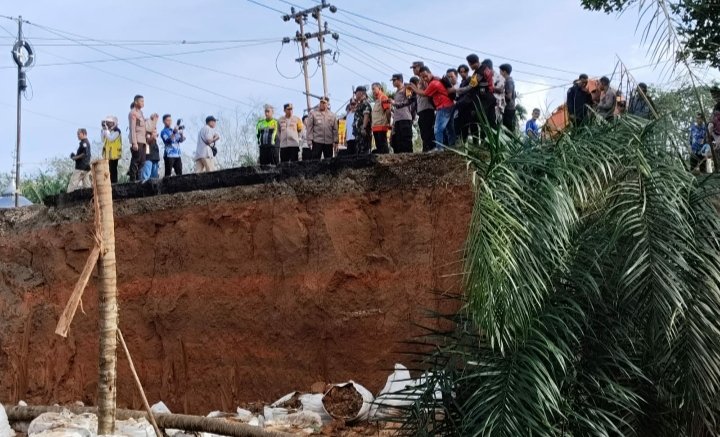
xmin=282 ymin=1 xmax=338 ymax=114
xmin=315 ymin=12 xmax=330 ymax=98
xmin=11 ymin=15 xmax=33 ymax=207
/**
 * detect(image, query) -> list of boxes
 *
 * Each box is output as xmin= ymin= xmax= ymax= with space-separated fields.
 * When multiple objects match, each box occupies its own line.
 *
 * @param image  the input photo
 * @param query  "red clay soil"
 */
xmin=0 ymin=153 xmax=471 ymax=415
xmin=322 ymin=385 xmax=363 ymax=420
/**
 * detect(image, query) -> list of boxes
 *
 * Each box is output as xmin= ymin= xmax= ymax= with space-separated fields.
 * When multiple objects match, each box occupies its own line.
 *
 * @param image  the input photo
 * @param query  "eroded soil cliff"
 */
xmin=0 ymin=153 xmax=472 ymax=414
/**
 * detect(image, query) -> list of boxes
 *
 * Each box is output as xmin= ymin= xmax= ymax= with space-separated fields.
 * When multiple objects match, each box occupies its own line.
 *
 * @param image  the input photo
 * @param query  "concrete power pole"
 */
xmin=10 ymin=16 xmax=33 ymax=207
xmin=282 ymin=1 xmax=338 ymax=114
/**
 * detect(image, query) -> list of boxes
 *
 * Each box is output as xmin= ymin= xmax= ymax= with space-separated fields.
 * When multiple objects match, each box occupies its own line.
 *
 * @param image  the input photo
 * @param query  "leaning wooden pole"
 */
xmin=93 ymin=159 xmax=119 ymax=435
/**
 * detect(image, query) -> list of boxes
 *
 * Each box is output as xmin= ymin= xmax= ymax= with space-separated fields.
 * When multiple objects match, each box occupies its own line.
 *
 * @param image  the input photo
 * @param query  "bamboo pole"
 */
xmin=3 ymin=405 xmax=293 ymax=437
xmin=92 ymin=159 xmax=118 ymax=435
xmin=55 ymin=245 xmax=100 ymax=337
xmin=117 ymin=329 xmax=162 ymax=437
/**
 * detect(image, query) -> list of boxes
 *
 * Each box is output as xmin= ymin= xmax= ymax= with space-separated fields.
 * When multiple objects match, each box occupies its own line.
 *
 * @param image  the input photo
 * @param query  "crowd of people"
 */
xmin=64 ymin=52 xmax=720 ymax=193
xmin=67 ymin=53 xmax=532 ymax=192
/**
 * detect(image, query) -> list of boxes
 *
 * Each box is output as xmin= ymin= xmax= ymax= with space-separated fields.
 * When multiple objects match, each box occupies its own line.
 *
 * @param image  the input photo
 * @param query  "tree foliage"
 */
xmin=581 ymin=0 xmax=720 ymax=68
xmin=398 ymin=115 xmax=720 ymax=436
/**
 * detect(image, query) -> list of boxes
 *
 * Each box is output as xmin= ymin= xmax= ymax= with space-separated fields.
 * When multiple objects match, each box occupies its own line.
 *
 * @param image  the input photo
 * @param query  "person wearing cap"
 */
xmin=408 ymin=66 xmax=456 ymax=150
xmin=306 ymin=97 xmax=338 ymax=160
xmin=257 ymin=104 xmax=280 ymax=165
xmin=101 ymin=115 xmax=122 ymax=183
xmin=195 ymin=115 xmax=220 ymax=172
xmin=411 ymin=61 xmax=436 ymax=152
xmin=352 ymin=87 xmax=372 ymax=155
xmin=455 ymin=55 xmax=496 ymax=141
xmin=628 ymin=82 xmax=654 ymax=119
xmin=499 ymin=64 xmax=517 ymax=131
xmin=277 ymin=103 xmax=304 ymax=163
xmin=567 ymin=74 xmax=593 ymax=126
xmin=371 ymin=83 xmax=392 ymax=154
xmin=390 ymin=73 xmax=414 ymax=153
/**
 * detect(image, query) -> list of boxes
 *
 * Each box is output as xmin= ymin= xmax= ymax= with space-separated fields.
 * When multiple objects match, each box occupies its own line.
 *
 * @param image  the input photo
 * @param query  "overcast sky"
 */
xmin=0 ymin=0 xmax=717 ymax=175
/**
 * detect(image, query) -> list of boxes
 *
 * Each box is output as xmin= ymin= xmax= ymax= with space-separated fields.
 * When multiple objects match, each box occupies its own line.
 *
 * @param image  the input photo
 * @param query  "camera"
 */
xmin=176 ymin=118 xmax=185 ymax=131
xmin=101 ymin=120 xmax=108 ymax=129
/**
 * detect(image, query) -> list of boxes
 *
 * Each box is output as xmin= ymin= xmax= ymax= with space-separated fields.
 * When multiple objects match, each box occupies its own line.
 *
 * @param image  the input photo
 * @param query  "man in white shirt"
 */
xmin=195 ymin=115 xmax=220 ymax=173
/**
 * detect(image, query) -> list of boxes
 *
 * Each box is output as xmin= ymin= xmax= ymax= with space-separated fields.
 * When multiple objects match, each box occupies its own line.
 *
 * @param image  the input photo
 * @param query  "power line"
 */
xmin=337 ymin=39 xmax=397 ymax=75
xmin=333 ymin=26 xmax=561 ymax=88
xmin=39 ymin=50 xmax=237 ymax=112
xmin=0 ymin=41 xmax=277 ymax=69
xmin=330 ymin=18 xmax=571 ymax=83
xmin=245 ymin=0 xmax=288 ymax=15
xmin=335 ymin=6 xmax=581 ymax=76
xmin=27 ymin=22 xmax=254 ymax=108
xmin=334 ymin=59 xmax=372 ymax=83
xmin=27 ymin=19 xmax=310 ymax=99
xmin=0 ymin=36 xmax=283 ymax=45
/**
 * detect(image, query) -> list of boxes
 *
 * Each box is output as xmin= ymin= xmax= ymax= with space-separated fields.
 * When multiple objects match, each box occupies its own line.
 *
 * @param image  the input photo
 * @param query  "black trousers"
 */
xmin=373 ymin=131 xmax=390 ymax=154
xmin=164 ymin=156 xmax=183 ymax=177
xmin=312 ymin=142 xmax=333 ymax=160
xmin=346 ymin=139 xmax=357 ymax=155
xmin=301 ymin=148 xmax=312 ymax=161
xmin=480 ymin=93 xmax=498 ymax=131
xmin=280 ymin=147 xmax=299 ymax=163
xmin=391 ymin=120 xmax=414 ymax=153
xmin=259 ymin=145 xmax=280 ymax=165
xmin=109 ymin=159 xmax=119 ymax=183
xmin=502 ymin=108 xmax=516 ymax=131
xmin=128 ymin=144 xmax=146 ymax=182
xmin=418 ymin=109 xmax=436 ymax=152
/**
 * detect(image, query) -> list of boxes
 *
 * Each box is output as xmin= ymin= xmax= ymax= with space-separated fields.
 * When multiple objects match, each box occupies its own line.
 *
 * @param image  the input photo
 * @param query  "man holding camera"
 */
xmin=195 ymin=115 xmax=220 ymax=173
xmin=67 ymin=128 xmax=92 ymax=192
xmin=161 ymin=114 xmax=186 ymax=177
xmin=101 ymin=116 xmax=122 ymax=183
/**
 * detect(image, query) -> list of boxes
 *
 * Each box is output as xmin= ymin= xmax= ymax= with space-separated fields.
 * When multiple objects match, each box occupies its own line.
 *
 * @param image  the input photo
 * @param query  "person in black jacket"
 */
xmin=566 ymin=74 xmax=593 ymax=126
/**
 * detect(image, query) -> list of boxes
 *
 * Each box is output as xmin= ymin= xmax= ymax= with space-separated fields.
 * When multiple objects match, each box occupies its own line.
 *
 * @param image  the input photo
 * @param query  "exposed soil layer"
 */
xmin=0 ymin=153 xmax=471 ymax=415
xmin=322 ymin=385 xmax=363 ymax=420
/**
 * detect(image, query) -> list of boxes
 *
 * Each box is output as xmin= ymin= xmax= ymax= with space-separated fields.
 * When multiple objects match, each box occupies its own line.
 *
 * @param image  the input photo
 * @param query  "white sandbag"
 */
xmin=299 ymin=394 xmax=332 ymax=424
xmin=370 ymin=363 xmax=420 ymax=418
xmin=0 ymin=404 xmax=15 ymax=437
xmin=266 ymin=411 xmax=322 ymax=430
xmin=270 ymin=392 xmax=298 ymax=409
xmin=321 ymin=381 xmax=374 ymax=423
xmin=149 ymin=403 xmax=170 ymax=415
xmin=148 ymin=402 xmax=181 ymax=436
xmin=234 ymin=408 xmax=254 ymax=423
xmin=29 ymin=411 xmax=97 ymax=437
xmin=114 ymin=418 xmax=154 ymax=437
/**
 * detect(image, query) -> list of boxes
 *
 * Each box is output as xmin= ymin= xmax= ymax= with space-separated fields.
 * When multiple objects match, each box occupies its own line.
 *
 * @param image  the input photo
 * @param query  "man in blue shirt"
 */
xmin=160 ymin=114 xmax=186 ymax=177
xmin=690 ymin=112 xmax=710 ymax=172
xmin=525 ymin=108 xmax=541 ymax=139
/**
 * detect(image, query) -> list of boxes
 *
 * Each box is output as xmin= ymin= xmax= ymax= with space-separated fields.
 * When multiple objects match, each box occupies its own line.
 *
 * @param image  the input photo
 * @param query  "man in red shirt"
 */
xmin=409 ymin=66 xmax=456 ymax=150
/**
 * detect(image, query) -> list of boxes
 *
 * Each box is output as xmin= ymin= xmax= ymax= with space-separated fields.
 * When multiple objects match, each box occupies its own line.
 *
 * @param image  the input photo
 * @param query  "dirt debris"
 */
xmin=322 ymin=385 xmax=363 ymax=420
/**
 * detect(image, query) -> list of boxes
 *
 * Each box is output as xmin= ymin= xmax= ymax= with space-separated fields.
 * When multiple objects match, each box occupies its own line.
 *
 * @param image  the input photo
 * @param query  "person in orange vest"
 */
xmin=371 ymin=83 xmax=391 ymax=154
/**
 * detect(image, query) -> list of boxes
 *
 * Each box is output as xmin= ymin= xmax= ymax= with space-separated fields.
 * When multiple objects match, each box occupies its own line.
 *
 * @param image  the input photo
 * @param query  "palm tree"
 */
xmin=396 ymin=115 xmax=720 ymax=436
